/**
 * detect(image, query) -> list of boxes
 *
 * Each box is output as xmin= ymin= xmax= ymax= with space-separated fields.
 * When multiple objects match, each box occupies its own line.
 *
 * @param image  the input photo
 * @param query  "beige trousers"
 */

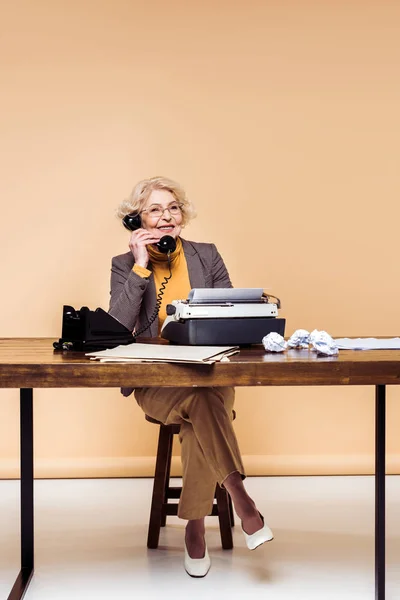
xmin=134 ymin=386 xmax=246 ymax=520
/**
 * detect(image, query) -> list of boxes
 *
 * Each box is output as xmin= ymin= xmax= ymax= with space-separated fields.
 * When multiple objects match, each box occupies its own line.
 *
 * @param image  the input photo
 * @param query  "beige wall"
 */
xmin=1 ymin=0 xmax=400 ymax=478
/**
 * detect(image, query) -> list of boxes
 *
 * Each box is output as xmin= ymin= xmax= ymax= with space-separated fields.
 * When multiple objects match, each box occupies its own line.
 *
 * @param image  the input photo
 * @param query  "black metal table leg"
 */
xmin=375 ymin=385 xmax=385 ymax=600
xmin=7 ymin=388 xmax=34 ymax=600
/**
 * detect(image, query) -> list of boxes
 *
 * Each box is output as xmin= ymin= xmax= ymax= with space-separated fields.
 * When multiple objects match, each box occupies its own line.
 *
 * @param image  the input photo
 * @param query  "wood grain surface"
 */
xmin=0 ymin=338 xmax=400 ymax=388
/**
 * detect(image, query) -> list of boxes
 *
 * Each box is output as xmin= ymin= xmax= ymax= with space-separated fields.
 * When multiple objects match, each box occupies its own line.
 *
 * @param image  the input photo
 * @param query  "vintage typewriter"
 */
xmin=161 ymin=288 xmax=285 ymax=346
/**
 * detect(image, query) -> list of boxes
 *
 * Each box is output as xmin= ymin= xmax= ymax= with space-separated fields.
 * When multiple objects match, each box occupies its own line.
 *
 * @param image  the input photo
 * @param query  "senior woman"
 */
xmin=109 ymin=176 xmax=273 ymax=577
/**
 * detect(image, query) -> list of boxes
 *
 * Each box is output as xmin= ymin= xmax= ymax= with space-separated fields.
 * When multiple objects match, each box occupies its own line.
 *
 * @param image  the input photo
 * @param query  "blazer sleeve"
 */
xmin=109 ymin=255 xmax=149 ymax=332
xmin=210 ymin=244 xmax=233 ymax=289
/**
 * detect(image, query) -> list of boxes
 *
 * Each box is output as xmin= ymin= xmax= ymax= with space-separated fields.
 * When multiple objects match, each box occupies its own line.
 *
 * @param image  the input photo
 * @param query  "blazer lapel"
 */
xmin=182 ymin=238 xmax=206 ymax=289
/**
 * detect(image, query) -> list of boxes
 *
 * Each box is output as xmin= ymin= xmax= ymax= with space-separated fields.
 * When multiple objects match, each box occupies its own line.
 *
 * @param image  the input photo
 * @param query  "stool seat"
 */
xmin=145 ymin=414 xmax=180 ymax=434
xmin=145 ymin=413 xmax=235 ymax=550
xmin=145 ymin=410 xmax=236 ymax=427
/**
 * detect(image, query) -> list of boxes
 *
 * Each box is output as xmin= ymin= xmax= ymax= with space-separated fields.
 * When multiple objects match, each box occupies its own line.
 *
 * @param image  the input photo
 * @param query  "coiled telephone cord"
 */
xmin=133 ymin=254 xmax=172 ymax=338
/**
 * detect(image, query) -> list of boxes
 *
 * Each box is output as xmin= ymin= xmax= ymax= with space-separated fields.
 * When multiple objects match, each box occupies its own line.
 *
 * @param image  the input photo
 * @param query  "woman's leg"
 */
xmin=135 ymin=387 xmax=223 ymax=558
xmin=135 ymin=385 xmax=245 ymax=501
xmin=222 ymin=472 xmax=264 ymax=535
xmin=177 ymin=392 xmax=265 ymax=548
xmin=173 ymin=386 xmax=242 ymax=517
xmin=178 ymin=419 xmax=217 ymax=559
xmin=172 ymin=386 xmax=242 ymax=558
xmin=135 ymin=386 xmax=264 ymax=552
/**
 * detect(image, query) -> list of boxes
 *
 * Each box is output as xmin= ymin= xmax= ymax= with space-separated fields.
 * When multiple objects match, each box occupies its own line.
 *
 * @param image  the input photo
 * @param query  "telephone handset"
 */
xmin=122 ymin=213 xmax=176 ymax=254
xmin=122 ymin=212 xmax=142 ymax=232
xmin=122 ymin=212 xmax=176 ymax=337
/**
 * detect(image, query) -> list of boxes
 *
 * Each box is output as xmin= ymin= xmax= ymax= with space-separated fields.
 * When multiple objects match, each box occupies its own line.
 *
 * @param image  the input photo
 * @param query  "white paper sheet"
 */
xmin=334 ymin=338 xmax=400 ymax=350
xmin=86 ymin=343 xmax=239 ymax=363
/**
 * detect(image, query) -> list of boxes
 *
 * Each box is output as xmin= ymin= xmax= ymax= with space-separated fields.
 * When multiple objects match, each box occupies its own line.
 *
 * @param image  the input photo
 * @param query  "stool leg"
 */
xmin=228 ymin=492 xmax=235 ymax=527
xmin=161 ymin=431 xmax=174 ymax=527
xmin=215 ymin=484 xmax=233 ymax=550
xmin=147 ymin=425 xmax=172 ymax=549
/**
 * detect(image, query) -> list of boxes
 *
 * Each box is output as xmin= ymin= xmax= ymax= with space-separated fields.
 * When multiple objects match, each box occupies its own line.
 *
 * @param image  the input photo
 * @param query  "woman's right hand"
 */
xmin=129 ymin=229 xmax=160 ymax=268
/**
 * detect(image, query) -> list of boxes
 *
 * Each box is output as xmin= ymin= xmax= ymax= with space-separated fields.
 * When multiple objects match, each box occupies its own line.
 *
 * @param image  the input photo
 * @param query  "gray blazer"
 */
xmin=109 ymin=238 xmax=232 ymax=338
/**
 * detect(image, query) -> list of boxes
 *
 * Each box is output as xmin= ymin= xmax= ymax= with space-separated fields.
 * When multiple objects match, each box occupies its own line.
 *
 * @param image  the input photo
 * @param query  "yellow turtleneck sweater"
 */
xmin=132 ymin=237 xmax=191 ymax=334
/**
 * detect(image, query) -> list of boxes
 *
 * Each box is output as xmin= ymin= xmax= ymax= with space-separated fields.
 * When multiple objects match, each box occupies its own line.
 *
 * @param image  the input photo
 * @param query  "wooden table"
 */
xmin=1 ymin=337 xmax=400 ymax=600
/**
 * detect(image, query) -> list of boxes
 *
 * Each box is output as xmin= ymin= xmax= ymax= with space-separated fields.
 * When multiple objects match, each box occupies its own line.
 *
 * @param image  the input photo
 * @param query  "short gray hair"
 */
xmin=116 ymin=176 xmax=196 ymax=228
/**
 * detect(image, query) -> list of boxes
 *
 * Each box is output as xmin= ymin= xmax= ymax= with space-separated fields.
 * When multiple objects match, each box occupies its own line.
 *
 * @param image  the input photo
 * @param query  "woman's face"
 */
xmin=141 ymin=189 xmax=183 ymax=239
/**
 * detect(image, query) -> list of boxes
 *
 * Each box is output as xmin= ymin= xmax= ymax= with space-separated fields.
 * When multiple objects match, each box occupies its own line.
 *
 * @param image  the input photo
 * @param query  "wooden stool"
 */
xmin=145 ymin=415 xmax=235 ymax=550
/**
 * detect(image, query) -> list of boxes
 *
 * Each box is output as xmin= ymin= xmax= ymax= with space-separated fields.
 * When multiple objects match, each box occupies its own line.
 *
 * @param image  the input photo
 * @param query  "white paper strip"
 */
xmin=334 ymin=338 xmax=400 ymax=350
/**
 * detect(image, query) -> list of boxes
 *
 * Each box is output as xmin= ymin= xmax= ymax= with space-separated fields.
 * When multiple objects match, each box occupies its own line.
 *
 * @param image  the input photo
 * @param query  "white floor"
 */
xmin=1 ymin=476 xmax=399 ymax=600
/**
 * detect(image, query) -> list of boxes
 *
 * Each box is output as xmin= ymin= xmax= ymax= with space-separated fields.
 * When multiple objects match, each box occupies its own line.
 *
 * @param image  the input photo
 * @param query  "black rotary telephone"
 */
xmin=122 ymin=212 xmax=176 ymax=337
xmin=53 ymin=214 xmax=178 ymax=352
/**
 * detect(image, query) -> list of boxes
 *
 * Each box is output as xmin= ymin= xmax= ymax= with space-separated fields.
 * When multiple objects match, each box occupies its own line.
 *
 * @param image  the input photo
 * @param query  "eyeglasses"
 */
xmin=141 ymin=202 xmax=183 ymax=219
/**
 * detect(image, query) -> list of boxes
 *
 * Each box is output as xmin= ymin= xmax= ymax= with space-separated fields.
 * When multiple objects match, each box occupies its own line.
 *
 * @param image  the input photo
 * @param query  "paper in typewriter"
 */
xmin=86 ymin=343 xmax=239 ymax=363
xmin=188 ymin=288 xmax=264 ymax=304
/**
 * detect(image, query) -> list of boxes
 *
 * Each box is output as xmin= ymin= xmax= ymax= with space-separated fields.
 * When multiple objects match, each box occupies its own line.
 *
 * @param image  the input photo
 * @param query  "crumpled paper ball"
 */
xmin=262 ymin=332 xmax=287 ymax=352
xmin=287 ymin=329 xmax=310 ymax=349
xmin=309 ymin=329 xmax=339 ymax=356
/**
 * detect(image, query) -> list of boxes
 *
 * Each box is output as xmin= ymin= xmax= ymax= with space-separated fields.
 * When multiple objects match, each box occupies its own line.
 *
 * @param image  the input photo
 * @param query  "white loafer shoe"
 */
xmin=242 ymin=513 xmax=274 ymax=551
xmin=184 ymin=541 xmax=211 ymax=578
